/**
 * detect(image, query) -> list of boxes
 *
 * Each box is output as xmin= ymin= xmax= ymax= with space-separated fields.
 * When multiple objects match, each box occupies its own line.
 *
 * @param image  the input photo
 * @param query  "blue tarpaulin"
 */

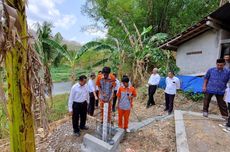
xmin=158 ymin=75 xmax=204 ymax=93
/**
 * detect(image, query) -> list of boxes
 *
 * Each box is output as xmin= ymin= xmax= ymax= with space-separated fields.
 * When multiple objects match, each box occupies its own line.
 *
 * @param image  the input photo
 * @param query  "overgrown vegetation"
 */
xmin=47 ymin=94 xmax=69 ymax=122
xmin=50 ymin=65 xmax=93 ymax=83
xmin=0 ymin=104 xmax=8 ymax=139
xmin=0 ymin=94 xmax=69 ymax=139
xmin=81 ymin=0 xmax=220 ymax=83
xmin=183 ymin=91 xmax=205 ymax=102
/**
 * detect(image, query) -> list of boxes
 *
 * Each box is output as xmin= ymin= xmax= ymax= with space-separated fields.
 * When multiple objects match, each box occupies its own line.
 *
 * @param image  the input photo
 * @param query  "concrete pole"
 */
xmin=102 ymin=103 xmax=108 ymax=141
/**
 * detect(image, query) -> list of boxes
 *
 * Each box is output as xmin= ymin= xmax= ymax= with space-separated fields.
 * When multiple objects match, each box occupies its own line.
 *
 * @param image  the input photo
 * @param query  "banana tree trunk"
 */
xmin=5 ymin=0 xmax=35 ymax=151
xmin=71 ymin=63 xmax=77 ymax=85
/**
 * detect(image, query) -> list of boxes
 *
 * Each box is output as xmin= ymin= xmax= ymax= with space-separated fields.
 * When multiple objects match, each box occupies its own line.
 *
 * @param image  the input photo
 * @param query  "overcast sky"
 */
xmin=27 ymin=0 xmax=107 ymax=44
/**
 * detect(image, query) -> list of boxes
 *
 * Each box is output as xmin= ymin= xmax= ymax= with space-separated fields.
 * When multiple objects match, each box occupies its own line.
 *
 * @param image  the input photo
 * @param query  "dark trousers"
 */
xmin=165 ymin=93 xmax=175 ymax=113
xmin=88 ymin=92 xmax=95 ymax=116
xmin=95 ymin=90 xmax=99 ymax=107
xmin=203 ymin=93 xmax=228 ymax=117
xmin=112 ymin=90 xmax=118 ymax=112
xmin=147 ymin=85 xmax=157 ymax=106
xmin=72 ymin=101 xmax=87 ymax=133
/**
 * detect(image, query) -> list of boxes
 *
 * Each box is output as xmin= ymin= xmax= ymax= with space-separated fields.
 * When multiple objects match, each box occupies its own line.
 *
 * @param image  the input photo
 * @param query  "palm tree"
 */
xmin=35 ymin=22 xmax=57 ymax=98
xmin=53 ymin=32 xmax=65 ymax=67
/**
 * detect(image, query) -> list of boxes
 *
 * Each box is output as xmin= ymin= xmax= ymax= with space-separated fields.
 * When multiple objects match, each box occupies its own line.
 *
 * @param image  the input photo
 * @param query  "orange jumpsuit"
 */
xmin=117 ymin=86 xmax=137 ymax=129
xmin=96 ymin=74 xmax=116 ymax=122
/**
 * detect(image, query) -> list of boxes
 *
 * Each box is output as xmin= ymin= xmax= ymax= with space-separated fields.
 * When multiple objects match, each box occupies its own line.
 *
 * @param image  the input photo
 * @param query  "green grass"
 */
xmin=48 ymin=94 xmax=69 ymax=122
xmin=0 ymin=105 xmax=8 ymax=139
xmin=50 ymin=49 xmax=110 ymax=83
xmin=51 ymin=65 xmax=71 ymax=82
xmin=50 ymin=65 xmax=96 ymax=83
xmin=0 ymin=94 xmax=69 ymax=139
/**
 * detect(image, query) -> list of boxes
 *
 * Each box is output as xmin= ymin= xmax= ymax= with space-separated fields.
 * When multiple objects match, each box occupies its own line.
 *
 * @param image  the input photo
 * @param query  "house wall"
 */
xmin=220 ymin=29 xmax=230 ymax=39
xmin=176 ymin=30 xmax=220 ymax=76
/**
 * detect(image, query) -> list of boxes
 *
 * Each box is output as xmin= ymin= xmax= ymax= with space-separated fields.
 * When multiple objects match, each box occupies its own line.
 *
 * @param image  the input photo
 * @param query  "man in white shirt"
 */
xmin=95 ymin=71 xmax=102 ymax=108
xmin=226 ymin=85 xmax=230 ymax=128
xmin=87 ymin=72 xmax=98 ymax=116
xmin=112 ymin=73 xmax=120 ymax=112
xmin=147 ymin=68 xmax=161 ymax=108
xmin=68 ymin=75 xmax=89 ymax=136
xmin=224 ymin=48 xmax=230 ymax=69
xmin=164 ymin=71 xmax=180 ymax=115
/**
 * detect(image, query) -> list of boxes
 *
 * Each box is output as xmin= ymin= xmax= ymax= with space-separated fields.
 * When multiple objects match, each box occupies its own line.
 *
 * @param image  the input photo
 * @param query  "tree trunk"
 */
xmin=5 ymin=1 xmax=36 ymax=151
xmin=71 ymin=63 xmax=77 ymax=85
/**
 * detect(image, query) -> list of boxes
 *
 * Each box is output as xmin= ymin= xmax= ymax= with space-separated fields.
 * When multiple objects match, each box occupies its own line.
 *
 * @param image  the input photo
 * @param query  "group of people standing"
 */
xmin=147 ymin=68 xmax=180 ymax=115
xmin=147 ymin=55 xmax=230 ymax=124
xmin=68 ymin=67 xmax=136 ymax=136
xmin=68 ymin=50 xmax=230 ymax=137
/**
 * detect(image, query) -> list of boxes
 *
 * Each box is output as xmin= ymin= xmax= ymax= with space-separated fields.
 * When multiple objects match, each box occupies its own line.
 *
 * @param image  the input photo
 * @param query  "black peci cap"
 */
xmin=102 ymin=67 xmax=111 ymax=74
xmin=216 ymin=58 xmax=225 ymax=63
xmin=122 ymin=77 xmax=129 ymax=83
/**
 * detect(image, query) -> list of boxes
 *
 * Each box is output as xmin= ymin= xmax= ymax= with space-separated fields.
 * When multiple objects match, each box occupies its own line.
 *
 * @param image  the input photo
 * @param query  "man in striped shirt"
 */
xmin=96 ymin=67 xmax=116 ymax=123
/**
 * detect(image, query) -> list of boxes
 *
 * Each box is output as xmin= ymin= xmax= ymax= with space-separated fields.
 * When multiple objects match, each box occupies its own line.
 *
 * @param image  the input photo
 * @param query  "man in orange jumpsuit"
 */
xmin=117 ymin=76 xmax=137 ymax=132
xmin=96 ymin=67 xmax=116 ymax=123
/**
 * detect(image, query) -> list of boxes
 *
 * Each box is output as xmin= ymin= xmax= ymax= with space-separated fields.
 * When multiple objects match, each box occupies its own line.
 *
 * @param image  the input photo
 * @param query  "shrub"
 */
xmin=183 ymin=90 xmax=204 ymax=102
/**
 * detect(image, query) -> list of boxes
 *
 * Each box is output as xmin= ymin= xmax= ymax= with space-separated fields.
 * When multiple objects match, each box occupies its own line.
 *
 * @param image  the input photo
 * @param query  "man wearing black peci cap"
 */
xmin=68 ymin=75 xmax=89 ymax=136
xmin=203 ymin=58 xmax=230 ymax=118
xmin=96 ymin=67 xmax=116 ymax=123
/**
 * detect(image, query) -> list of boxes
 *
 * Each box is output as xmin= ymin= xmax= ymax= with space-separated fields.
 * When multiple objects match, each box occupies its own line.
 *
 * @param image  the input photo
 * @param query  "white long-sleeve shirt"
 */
xmin=115 ymin=79 xmax=120 ymax=91
xmin=225 ymin=87 xmax=230 ymax=103
xmin=165 ymin=76 xmax=180 ymax=95
xmin=88 ymin=79 xmax=96 ymax=93
xmin=148 ymin=74 xmax=161 ymax=85
xmin=68 ymin=83 xmax=89 ymax=112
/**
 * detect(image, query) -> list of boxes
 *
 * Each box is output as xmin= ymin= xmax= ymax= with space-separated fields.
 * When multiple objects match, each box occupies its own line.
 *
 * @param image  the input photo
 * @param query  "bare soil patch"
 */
xmin=119 ymin=118 xmax=176 ymax=152
xmin=184 ymin=114 xmax=230 ymax=152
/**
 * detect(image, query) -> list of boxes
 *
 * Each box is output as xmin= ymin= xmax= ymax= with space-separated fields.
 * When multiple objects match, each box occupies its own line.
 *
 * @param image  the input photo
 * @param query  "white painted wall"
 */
xmin=176 ymin=30 xmax=220 ymax=76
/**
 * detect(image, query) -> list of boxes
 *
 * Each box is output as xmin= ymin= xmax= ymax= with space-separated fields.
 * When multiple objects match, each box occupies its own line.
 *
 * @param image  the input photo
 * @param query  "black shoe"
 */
xmin=80 ymin=126 xmax=89 ymax=130
xmin=164 ymin=108 xmax=168 ymax=111
xmin=146 ymin=105 xmax=150 ymax=108
xmin=112 ymin=108 xmax=116 ymax=112
xmin=73 ymin=132 xmax=80 ymax=137
xmin=168 ymin=111 xmax=173 ymax=115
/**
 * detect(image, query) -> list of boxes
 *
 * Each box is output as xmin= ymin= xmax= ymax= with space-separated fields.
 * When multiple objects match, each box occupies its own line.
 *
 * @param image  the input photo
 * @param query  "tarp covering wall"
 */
xmin=159 ymin=75 xmax=204 ymax=93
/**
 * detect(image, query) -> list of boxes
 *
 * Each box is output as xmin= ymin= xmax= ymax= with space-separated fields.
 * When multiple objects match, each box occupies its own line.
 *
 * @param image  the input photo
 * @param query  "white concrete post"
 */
xmin=102 ymin=103 xmax=108 ymax=141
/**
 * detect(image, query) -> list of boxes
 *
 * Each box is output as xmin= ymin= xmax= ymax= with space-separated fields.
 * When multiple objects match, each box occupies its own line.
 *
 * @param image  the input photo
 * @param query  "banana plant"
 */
xmin=43 ymin=40 xmax=115 ymax=84
xmin=0 ymin=1 xmax=44 ymax=151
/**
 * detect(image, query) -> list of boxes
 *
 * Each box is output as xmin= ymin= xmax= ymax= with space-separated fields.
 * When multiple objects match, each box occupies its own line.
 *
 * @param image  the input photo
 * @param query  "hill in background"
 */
xmin=28 ymin=29 xmax=82 ymax=50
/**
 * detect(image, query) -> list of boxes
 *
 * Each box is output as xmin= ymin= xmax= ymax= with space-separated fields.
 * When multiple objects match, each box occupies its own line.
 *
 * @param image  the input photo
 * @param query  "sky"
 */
xmin=27 ymin=0 xmax=107 ymax=44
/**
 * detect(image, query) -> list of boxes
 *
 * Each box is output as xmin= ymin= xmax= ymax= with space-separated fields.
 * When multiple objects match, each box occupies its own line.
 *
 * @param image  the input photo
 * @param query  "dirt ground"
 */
xmin=184 ymin=114 xmax=230 ymax=152
xmin=0 ymin=88 xmax=223 ymax=152
xmin=131 ymin=88 xmax=221 ymax=122
xmin=119 ymin=119 xmax=176 ymax=152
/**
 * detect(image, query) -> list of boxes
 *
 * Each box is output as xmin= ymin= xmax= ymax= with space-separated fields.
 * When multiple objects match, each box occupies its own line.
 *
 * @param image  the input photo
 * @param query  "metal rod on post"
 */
xmin=102 ymin=102 xmax=108 ymax=141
